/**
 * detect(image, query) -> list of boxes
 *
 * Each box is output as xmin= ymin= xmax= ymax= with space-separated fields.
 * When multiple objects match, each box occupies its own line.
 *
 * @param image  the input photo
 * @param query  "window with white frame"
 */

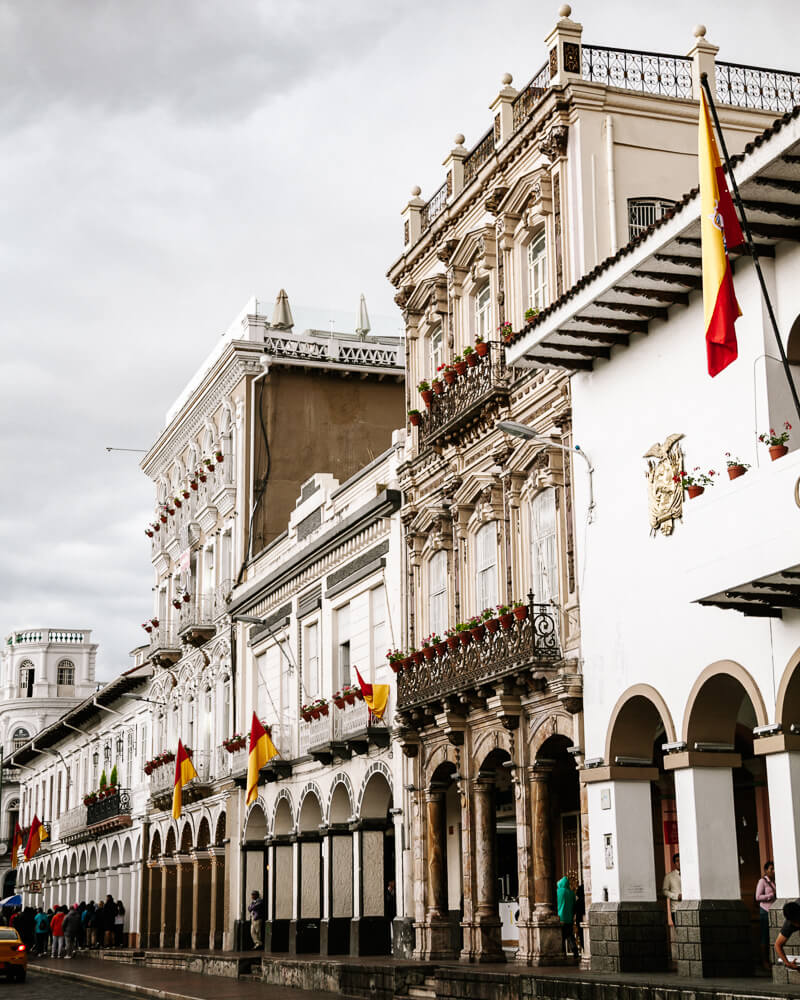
xmin=370 ymin=586 xmax=387 ymax=672
xmin=530 ymin=489 xmax=559 ymax=605
xmin=57 ymin=659 xmax=75 ymax=686
xmin=475 ymin=283 xmax=491 ymax=341
xmin=336 ymin=604 xmax=351 ymax=691
xmin=18 ymin=662 xmax=34 ymax=698
xmin=304 ymin=621 xmax=320 ymax=698
xmin=527 ymin=233 xmax=548 ymax=313
xmin=11 ymin=728 xmax=29 ymax=751
xmin=428 ymin=550 xmax=448 ymax=636
xmin=429 ymin=325 xmax=443 ymax=379
xmin=475 ymin=523 xmax=499 ymax=613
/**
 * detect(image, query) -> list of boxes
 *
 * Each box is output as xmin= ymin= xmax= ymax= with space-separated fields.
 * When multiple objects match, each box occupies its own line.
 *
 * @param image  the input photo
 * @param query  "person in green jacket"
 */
xmin=557 ymin=875 xmax=578 ymax=957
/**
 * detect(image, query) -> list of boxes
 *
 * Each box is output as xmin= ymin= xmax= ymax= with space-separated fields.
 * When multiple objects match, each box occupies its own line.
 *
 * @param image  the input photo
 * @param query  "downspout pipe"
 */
xmin=605 ymin=115 xmax=618 ymax=254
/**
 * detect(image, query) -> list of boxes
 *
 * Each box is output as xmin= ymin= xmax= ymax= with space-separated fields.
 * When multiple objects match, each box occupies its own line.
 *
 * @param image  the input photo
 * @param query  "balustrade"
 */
xmin=213 ymin=579 xmax=232 ymax=619
xmin=421 ymin=342 xmax=508 ymax=446
xmin=512 ymin=62 xmax=549 ymax=131
xmin=463 ymin=128 xmax=495 ymax=185
xmin=216 ymin=745 xmax=248 ymax=778
xmin=56 ymin=804 xmax=88 ymax=841
xmin=86 ymin=789 xmax=131 ymax=826
xmin=397 ymin=600 xmax=560 ymax=710
xmin=581 ymin=45 xmax=693 ymax=98
xmin=299 ymin=712 xmax=332 ymax=755
xmin=150 ymin=749 xmax=212 ymax=796
xmin=11 ymin=630 xmax=89 ymax=645
xmin=421 ymin=182 xmax=448 ymax=231
xmin=716 ymin=61 xmax=800 ymax=113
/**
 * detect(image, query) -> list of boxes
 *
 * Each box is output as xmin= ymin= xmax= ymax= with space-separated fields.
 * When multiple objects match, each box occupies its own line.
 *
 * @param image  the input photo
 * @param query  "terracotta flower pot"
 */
xmin=484 ymin=617 xmax=500 ymax=634
xmin=402 ymin=656 xmax=413 ymax=670
xmin=459 ymin=631 xmax=472 ymax=646
xmin=769 ymin=445 xmax=789 ymax=461
xmin=513 ymin=605 xmax=529 ymax=621
xmin=411 ymin=651 xmax=424 ymax=665
xmin=475 ymin=342 xmax=489 ymax=358
xmin=446 ymin=636 xmax=459 ymax=650
xmin=422 ymin=645 xmax=435 ymax=661
xmin=466 ymin=352 xmax=479 ymax=367
xmin=499 ymin=613 xmax=514 ymax=630
xmin=320 ymin=703 xmax=329 ymax=716
xmin=470 ymin=625 xmax=486 ymax=642
xmin=389 ymin=659 xmax=402 ymax=674
xmin=409 ymin=412 xmax=421 ymax=427
xmin=420 ymin=389 xmax=433 ymax=407
xmin=160 ymin=515 xmax=167 ymax=523
xmin=443 ymin=371 xmax=456 ymax=385
xmin=432 ymin=380 xmax=444 ymax=395
xmin=344 ymin=693 xmax=356 ymax=705
xmin=311 ymin=708 xmax=320 ymax=720
xmin=191 ymin=482 xmax=198 ymax=491
xmin=301 ymin=711 xmax=312 ymax=723
xmin=199 ymin=474 xmax=207 ymax=482
xmin=434 ymin=642 xmax=448 ymax=657
xmin=334 ymin=697 xmax=345 ymax=709
xmin=727 ymin=465 xmax=747 ymax=480
xmin=455 ymin=362 xmax=468 ymax=376
xmin=687 ymin=485 xmax=705 ymax=499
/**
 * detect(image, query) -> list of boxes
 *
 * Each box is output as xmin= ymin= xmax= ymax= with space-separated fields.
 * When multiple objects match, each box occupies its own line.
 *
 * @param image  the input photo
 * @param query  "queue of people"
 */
xmin=0 ymin=894 xmax=127 ymax=957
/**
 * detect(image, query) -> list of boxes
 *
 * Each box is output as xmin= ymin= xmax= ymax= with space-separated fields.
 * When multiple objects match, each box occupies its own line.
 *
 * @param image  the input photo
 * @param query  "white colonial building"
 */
xmin=0 ymin=628 xmax=97 ymax=897
xmin=508 ymin=103 xmax=800 ymax=984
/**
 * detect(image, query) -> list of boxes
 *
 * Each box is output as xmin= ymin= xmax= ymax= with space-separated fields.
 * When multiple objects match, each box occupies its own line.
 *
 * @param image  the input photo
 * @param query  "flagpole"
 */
xmin=700 ymin=73 xmax=800 ymax=424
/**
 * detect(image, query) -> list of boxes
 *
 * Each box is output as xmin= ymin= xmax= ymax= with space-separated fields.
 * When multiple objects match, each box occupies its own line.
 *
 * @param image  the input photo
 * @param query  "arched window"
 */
xmin=6 ymin=800 xmax=19 ymax=843
xmin=527 ymin=233 xmax=548 ymax=313
xmin=57 ymin=659 xmax=75 ymax=686
xmin=530 ymin=489 xmax=559 ymax=605
xmin=475 ymin=523 xmax=499 ymax=613
xmin=428 ymin=550 xmax=448 ymax=635
xmin=11 ymin=729 xmax=29 ymax=751
xmin=18 ymin=662 xmax=34 ymax=698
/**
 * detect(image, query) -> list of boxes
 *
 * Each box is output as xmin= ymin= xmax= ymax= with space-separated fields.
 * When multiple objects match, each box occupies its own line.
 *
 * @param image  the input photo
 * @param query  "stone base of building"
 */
xmin=348 ymin=915 xmax=391 ymax=956
xmin=671 ymin=899 xmax=752 ymax=978
xmin=769 ymin=898 xmax=800 ymax=986
xmin=320 ymin=917 xmax=350 ymax=955
xmin=265 ymin=918 xmax=289 ymax=953
xmin=414 ymin=918 xmax=458 ymax=960
xmin=589 ymin=901 xmax=669 ymax=973
xmin=392 ymin=917 xmax=415 ymax=959
xmin=516 ymin=912 xmax=566 ymax=966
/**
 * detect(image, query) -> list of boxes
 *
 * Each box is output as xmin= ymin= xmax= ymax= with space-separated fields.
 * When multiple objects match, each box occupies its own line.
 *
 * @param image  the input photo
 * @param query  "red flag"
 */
xmin=24 ymin=816 xmax=42 ymax=862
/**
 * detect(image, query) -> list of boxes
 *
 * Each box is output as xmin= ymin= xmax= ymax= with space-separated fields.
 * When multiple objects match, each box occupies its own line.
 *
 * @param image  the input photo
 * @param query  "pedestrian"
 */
xmin=115 ymin=900 xmax=126 ymax=947
xmin=248 ymin=890 xmax=265 ymax=949
xmin=103 ymin=894 xmax=116 ymax=948
xmin=775 ymin=899 xmax=800 ymax=970
xmin=662 ymin=853 xmax=682 ymax=907
xmin=34 ymin=908 xmax=49 ymax=956
xmin=89 ymin=900 xmax=102 ymax=948
xmin=385 ymin=879 xmax=397 ymax=952
xmin=62 ymin=904 xmax=81 ymax=958
xmin=757 ymin=860 xmax=777 ymax=971
xmin=574 ymin=884 xmax=586 ymax=953
xmin=557 ymin=876 xmax=578 ymax=958
xmin=50 ymin=905 xmax=66 ymax=959
xmin=78 ymin=902 xmax=87 ymax=949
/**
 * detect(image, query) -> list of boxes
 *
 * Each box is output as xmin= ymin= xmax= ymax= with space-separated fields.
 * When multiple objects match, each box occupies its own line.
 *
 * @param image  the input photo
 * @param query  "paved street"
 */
xmin=9 ymin=974 xmax=132 ymax=1000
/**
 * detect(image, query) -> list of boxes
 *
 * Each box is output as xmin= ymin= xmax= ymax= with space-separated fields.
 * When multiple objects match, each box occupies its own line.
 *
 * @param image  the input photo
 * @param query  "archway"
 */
xmin=423 ymin=760 xmax=461 ymax=960
xmin=270 ymin=798 xmax=293 ymax=952
xmin=472 ymin=748 xmax=514 ymax=961
xmin=296 ymin=791 xmax=323 ymax=954
xmin=146 ymin=830 xmax=162 ymax=949
xmin=327 ymin=780 xmax=354 ymax=955
xmin=210 ymin=812 xmax=226 ymax=949
xmin=243 ymin=804 xmax=268 ymax=951
xmin=357 ymin=770 xmax=394 ymax=957
xmin=192 ymin=817 xmax=212 ymax=949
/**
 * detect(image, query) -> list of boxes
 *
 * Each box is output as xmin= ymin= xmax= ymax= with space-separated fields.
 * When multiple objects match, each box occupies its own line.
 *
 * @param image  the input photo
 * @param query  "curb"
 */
xmin=29 ymin=963 xmax=202 ymax=1000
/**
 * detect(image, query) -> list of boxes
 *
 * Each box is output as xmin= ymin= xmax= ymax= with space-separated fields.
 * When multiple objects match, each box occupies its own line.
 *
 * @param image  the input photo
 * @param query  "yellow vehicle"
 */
xmin=0 ymin=927 xmax=27 ymax=982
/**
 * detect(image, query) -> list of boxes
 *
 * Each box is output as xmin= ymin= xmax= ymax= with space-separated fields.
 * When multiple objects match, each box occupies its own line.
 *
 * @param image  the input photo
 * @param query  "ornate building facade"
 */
xmin=387 ymin=5 xmax=787 ymax=968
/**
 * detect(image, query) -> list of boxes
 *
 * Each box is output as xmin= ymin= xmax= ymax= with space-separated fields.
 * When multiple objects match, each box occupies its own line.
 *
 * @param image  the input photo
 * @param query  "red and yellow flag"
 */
xmin=11 ymin=822 xmax=23 ymax=869
xmin=246 ymin=713 xmax=278 ymax=806
xmin=23 ymin=816 xmax=42 ymax=862
xmin=172 ymin=740 xmax=198 ymax=820
xmin=699 ymin=89 xmax=744 ymax=377
xmin=354 ymin=667 xmax=390 ymax=721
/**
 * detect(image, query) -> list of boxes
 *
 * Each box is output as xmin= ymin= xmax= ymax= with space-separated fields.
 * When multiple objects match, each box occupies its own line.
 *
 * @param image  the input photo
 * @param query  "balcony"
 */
xmin=419 ymin=342 xmax=509 ymax=448
xmin=149 ymin=750 xmax=213 ymax=810
xmin=178 ymin=596 xmax=215 ymax=647
xmin=56 ymin=792 xmax=131 ymax=843
xmin=213 ymin=579 xmax=232 ymax=620
xmin=216 ymin=745 xmax=248 ymax=779
xmin=299 ymin=701 xmax=389 ymax=764
xmin=148 ymin=623 xmax=182 ymax=668
xmin=56 ymin=804 xmax=88 ymax=843
xmin=10 ymin=630 xmax=89 ymax=645
xmin=396 ymin=601 xmax=561 ymax=712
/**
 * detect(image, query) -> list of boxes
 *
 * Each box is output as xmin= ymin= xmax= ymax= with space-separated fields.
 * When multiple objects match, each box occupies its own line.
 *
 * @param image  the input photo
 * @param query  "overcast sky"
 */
xmin=1 ymin=0 xmax=796 ymax=680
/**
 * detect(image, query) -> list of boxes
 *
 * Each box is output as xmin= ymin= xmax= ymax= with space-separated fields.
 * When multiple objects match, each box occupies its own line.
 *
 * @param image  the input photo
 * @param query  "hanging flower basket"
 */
xmin=172 ymin=599 xmax=182 ymax=610
xmin=160 ymin=514 xmax=168 ymax=523
xmin=432 ymin=378 xmax=444 ymax=395
xmin=199 ymin=473 xmax=207 ymax=483
xmin=484 ymin=617 xmax=500 ymax=634
xmin=401 ymin=656 xmax=413 ymax=671
xmin=182 ymin=489 xmax=191 ymax=499
xmin=333 ymin=694 xmax=346 ymax=709
xmin=445 ymin=633 xmax=459 ymax=650
xmin=174 ymin=498 xmax=182 ymax=508
xmin=182 ymin=593 xmax=190 ymax=603
xmin=145 ymin=529 xmax=153 ymax=538
xmin=512 ymin=602 xmax=529 ymax=621
xmin=434 ymin=641 xmax=448 ymax=657
xmin=411 ymin=650 xmax=424 ymax=665
xmin=497 ymin=605 xmax=514 ymax=630
xmin=422 ymin=644 xmax=435 ymax=661
xmin=463 ymin=346 xmax=479 ymax=367
xmin=442 ymin=366 xmax=456 ymax=385
xmin=190 ymin=481 xmax=198 ymax=491
xmin=408 ymin=410 xmax=421 ymax=427
xmin=215 ymin=451 xmax=224 ymax=463
xmin=454 ymin=358 xmax=467 ymax=377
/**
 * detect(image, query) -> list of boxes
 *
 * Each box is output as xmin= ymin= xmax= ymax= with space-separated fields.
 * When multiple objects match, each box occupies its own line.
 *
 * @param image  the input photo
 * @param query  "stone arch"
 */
xmin=273 ymin=793 xmax=294 ymax=836
xmin=298 ymin=786 xmax=323 ymax=833
xmin=422 ymin=741 xmax=459 ymax=786
xmin=164 ymin=826 xmax=177 ymax=856
xmin=69 ymin=852 xmax=78 ymax=876
xmin=122 ymin=837 xmax=133 ymax=864
xmin=99 ymin=843 xmax=109 ymax=870
xmin=150 ymin=829 xmax=162 ymax=861
xmin=471 ymin=726 xmax=513 ymax=771
xmin=605 ymin=684 xmax=677 ymax=763
xmin=244 ymin=801 xmax=268 ymax=842
xmin=78 ymin=848 xmax=87 ymax=874
xmin=328 ymin=773 xmax=354 ymax=824
xmin=88 ymin=846 xmax=97 ymax=871
xmin=529 ymin=711 xmax=574 ymax=758
xmin=683 ymin=660 xmax=768 ymax=745
xmin=110 ymin=840 xmax=121 ymax=867
xmin=180 ymin=821 xmax=193 ymax=853
xmin=358 ymin=764 xmax=393 ymax=819
xmin=214 ymin=811 xmax=227 ymax=846
xmin=788 ymin=313 xmax=800 ymax=365
xmin=775 ymin=646 xmax=800 ymax=729
xmin=196 ymin=816 xmax=211 ymax=849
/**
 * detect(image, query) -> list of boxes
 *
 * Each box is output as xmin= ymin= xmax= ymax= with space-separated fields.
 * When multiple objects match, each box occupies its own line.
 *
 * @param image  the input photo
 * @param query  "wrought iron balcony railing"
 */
xmin=86 ymin=789 xmax=131 ymax=827
xmin=421 ymin=182 xmax=448 ymax=230
xmin=179 ymin=596 xmax=215 ymax=642
xmin=512 ymin=61 xmax=550 ymax=131
xmin=148 ymin=623 xmax=181 ymax=668
xmin=716 ymin=60 xmax=800 ymax=113
xmin=581 ymin=45 xmax=693 ymax=98
xmin=420 ymin=342 xmax=509 ymax=446
xmin=397 ymin=600 xmax=560 ymax=710
xmin=463 ymin=127 xmax=495 ymax=186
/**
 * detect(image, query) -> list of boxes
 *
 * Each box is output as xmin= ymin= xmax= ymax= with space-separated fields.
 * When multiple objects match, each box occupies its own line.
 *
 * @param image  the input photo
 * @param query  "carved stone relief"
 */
xmin=643 ymin=433 xmax=685 ymax=536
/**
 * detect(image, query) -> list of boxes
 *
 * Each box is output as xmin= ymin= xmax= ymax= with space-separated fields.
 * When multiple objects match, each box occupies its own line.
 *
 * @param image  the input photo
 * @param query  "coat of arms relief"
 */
xmin=643 ymin=433 xmax=685 ymax=536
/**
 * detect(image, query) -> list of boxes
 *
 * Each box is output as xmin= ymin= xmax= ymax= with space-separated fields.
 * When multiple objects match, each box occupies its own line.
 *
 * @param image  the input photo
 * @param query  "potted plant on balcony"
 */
xmin=173 ymin=496 xmax=182 ymax=509
xmin=499 ymin=321 xmax=513 ymax=343
xmin=316 ymin=697 xmax=329 ymax=717
xmin=524 ymin=307 xmax=539 ymax=323
xmin=758 ymin=422 xmax=792 ymax=461
xmin=198 ymin=470 xmax=207 ymax=483
xmin=182 ymin=488 xmax=191 ymax=499
xmin=83 ymin=792 xmax=97 ymax=806
xmin=387 ymin=648 xmax=404 ymax=673
xmin=673 ymin=467 xmax=717 ymax=499
xmin=152 ymin=522 xmax=160 ymax=533
xmin=445 ymin=627 xmax=460 ymax=650
xmin=172 ymin=598 xmax=182 ymax=610
xmin=150 ymin=617 xmax=159 ymax=628
xmin=190 ymin=478 xmax=199 ymax=491
xmin=408 ymin=409 xmax=422 ymax=427
xmin=430 ymin=634 xmax=446 ymax=657
xmin=469 ymin=616 xmax=485 ymax=641
xmin=204 ymin=457 xmax=215 ymax=472
xmin=182 ymin=592 xmax=190 ymax=603
xmin=496 ymin=603 xmax=514 ymax=629
xmin=418 ymin=380 xmax=433 ymax=407
xmin=463 ymin=345 xmax=479 ymax=368
xmin=159 ymin=750 xmax=175 ymax=766
xmin=441 ymin=363 xmax=457 ymax=386
xmin=453 ymin=354 xmax=467 ymax=376
xmin=475 ymin=335 xmax=489 ymax=358
xmin=421 ymin=635 xmax=436 ymax=660
xmin=145 ymin=528 xmax=154 ymax=538
xmin=410 ymin=646 xmax=423 ymax=665
xmin=455 ymin=621 xmax=472 ymax=646
xmin=482 ymin=607 xmax=500 ymax=633
xmin=432 ymin=371 xmax=444 ymax=395
xmin=341 ymin=684 xmax=356 ymax=706
xmin=512 ymin=599 xmax=529 ymax=621
xmin=215 ymin=450 xmax=224 ymax=463
xmin=333 ymin=690 xmax=346 ymax=709
xmin=724 ymin=453 xmax=751 ymax=480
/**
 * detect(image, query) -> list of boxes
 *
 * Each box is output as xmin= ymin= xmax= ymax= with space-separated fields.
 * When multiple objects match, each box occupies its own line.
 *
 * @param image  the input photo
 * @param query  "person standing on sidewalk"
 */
xmin=248 ymin=890 xmax=265 ymax=949
xmin=756 ymin=860 xmax=777 ymax=971
xmin=103 ymin=894 xmax=116 ymax=948
xmin=62 ymin=904 xmax=81 ymax=958
xmin=50 ymin=906 xmax=66 ymax=959
xmin=557 ymin=876 xmax=578 ymax=958
xmin=33 ymin=908 xmax=49 ymax=956
xmin=775 ymin=899 xmax=800 ymax=970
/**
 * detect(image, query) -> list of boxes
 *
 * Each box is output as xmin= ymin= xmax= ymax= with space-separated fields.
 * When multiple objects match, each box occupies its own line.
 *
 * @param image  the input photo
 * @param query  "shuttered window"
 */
xmin=428 ymin=551 xmax=448 ymax=635
xmin=475 ymin=523 xmax=498 ymax=613
xmin=531 ymin=489 xmax=559 ymax=604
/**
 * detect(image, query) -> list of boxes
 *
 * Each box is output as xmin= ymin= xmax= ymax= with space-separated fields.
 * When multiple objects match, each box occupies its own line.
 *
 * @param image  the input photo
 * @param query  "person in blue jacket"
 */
xmin=557 ymin=875 xmax=578 ymax=958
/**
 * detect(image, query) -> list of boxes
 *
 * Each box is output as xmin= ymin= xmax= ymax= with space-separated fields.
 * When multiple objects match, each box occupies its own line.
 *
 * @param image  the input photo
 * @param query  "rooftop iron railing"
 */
xmin=581 ymin=45 xmax=693 ymax=98
xmin=716 ymin=60 xmax=800 ymax=113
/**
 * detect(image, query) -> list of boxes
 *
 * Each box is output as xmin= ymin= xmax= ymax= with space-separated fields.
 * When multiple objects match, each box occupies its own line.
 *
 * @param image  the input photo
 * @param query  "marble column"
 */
xmin=191 ymin=852 xmax=212 ymax=949
xmin=159 ymin=859 xmax=177 ymax=949
xmin=174 ymin=855 xmax=193 ymax=949
xmin=425 ymin=788 xmax=447 ymax=920
xmin=208 ymin=849 xmax=225 ymax=950
xmin=529 ymin=763 xmax=556 ymax=915
xmin=473 ymin=776 xmax=503 ymax=961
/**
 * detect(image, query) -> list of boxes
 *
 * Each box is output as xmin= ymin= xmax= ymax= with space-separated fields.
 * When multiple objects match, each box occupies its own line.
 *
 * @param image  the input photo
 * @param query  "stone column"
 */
xmin=668 ymin=758 xmax=752 ymax=977
xmin=473 ymin=776 xmax=503 ymax=961
xmin=422 ymin=786 xmax=451 ymax=959
xmin=765 ymin=751 xmax=800 ymax=899
xmin=191 ymin=852 xmax=212 ymax=949
xmin=523 ymin=762 xmax=563 ymax=965
xmin=174 ymin=854 xmax=193 ymax=949
xmin=208 ymin=849 xmax=225 ymax=950
xmin=159 ymin=859 xmax=176 ymax=949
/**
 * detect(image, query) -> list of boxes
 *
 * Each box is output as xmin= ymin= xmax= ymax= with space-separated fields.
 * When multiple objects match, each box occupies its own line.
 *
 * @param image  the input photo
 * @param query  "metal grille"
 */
xmin=512 ymin=62 xmax=550 ymax=131
xmin=627 ymin=197 xmax=677 ymax=239
xmin=421 ymin=342 xmax=507 ymax=445
xmin=581 ymin=45 xmax=692 ymax=98
xmin=463 ymin=128 xmax=495 ymax=185
xmin=421 ymin=182 xmax=448 ymax=231
xmin=86 ymin=788 xmax=131 ymax=826
xmin=716 ymin=61 xmax=800 ymax=113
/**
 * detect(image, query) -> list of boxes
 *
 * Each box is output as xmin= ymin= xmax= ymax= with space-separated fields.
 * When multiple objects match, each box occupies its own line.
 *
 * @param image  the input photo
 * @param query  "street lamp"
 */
xmin=496 ymin=419 xmax=595 ymax=522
